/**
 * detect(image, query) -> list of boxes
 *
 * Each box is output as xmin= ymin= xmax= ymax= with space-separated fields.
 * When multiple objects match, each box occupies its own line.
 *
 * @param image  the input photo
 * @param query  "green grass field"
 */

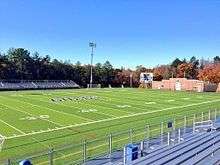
xmin=0 ymin=88 xmax=219 ymax=164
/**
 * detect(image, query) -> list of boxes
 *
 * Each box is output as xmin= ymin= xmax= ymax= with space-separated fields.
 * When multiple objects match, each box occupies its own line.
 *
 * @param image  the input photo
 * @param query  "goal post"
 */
xmin=0 ymin=134 xmax=5 ymax=152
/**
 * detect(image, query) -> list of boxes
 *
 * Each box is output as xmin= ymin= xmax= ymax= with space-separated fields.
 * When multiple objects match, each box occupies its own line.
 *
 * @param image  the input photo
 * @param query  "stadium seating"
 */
xmin=0 ymin=80 xmax=79 ymax=90
xmin=133 ymin=131 xmax=220 ymax=165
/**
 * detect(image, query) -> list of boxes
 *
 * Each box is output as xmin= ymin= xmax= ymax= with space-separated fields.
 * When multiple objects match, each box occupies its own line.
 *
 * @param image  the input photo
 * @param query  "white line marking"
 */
xmin=116 ymin=105 xmax=131 ymax=108
xmin=31 ymin=91 xmax=135 ymax=115
xmin=15 ymin=96 xmax=94 ymax=122
xmin=0 ymin=102 xmax=63 ymax=127
xmin=5 ymin=99 xmax=220 ymax=140
xmin=0 ymin=119 xmax=25 ymax=135
xmin=182 ymin=97 xmax=190 ymax=100
xmin=145 ymin=102 xmax=156 ymax=105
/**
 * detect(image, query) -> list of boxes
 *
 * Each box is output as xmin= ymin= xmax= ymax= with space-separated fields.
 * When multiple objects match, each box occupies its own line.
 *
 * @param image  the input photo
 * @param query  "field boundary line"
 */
xmin=5 ymin=99 xmax=220 ymax=140
xmin=0 ymin=119 xmax=25 ymax=135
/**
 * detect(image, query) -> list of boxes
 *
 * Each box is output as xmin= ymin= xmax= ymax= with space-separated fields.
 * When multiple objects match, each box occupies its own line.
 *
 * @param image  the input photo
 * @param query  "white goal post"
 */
xmin=0 ymin=134 xmax=5 ymax=152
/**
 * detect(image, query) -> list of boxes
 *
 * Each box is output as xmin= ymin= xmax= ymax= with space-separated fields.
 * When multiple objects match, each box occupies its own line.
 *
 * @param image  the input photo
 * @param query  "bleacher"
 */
xmin=90 ymin=119 xmax=220 ymax=165
xmin=0 ymin=80 xmax=79 ymax=90
xmin=134 ymin=131 xmax=220 ymax=165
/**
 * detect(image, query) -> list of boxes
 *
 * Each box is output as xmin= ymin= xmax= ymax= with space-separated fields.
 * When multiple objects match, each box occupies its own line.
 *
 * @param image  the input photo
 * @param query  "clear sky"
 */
xmin=0 ymin=0 xmax=220 ymax=68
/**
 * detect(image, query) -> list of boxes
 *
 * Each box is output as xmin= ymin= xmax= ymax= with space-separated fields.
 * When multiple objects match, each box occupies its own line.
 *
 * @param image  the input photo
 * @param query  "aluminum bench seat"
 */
xmin=134 ymin=132 xmax=210 ymax=165
xmin=168 ymin=137 xmax=220 ymax=165
xmin=149 ymin=131 xmax=220 ymax=165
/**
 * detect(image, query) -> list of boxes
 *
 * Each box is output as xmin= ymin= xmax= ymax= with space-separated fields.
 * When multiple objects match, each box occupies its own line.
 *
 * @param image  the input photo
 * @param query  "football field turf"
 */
xmin=0 ymin=88 xmax=219 ymax=164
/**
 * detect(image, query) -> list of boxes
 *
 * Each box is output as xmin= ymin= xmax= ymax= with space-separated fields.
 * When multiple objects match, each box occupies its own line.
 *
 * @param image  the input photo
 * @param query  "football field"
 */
xmin=0 ymin=88 xmax=219 ymax=164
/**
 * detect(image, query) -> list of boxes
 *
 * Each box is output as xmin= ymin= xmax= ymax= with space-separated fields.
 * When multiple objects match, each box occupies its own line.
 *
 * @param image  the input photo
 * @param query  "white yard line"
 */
xmin=19 ymin=92 xmax=133 ymax=119
xmin=19 ymin=96 xmax=96 ymax=122
xmin=46 ymin=90 xmax=144 ymax=114
xmin=0 ymin=102 xmax=63 ymax=127
xmin=92 ymin=111 xmax=117 ymax=118
xmin=145 ymin=102 xmax=156 ymax=105
xmin=2 ymin=95 xmax=93 ymax=123
xmin=5 ymin=99 xmax=220 ymax=140
xmin=167 ymin=100 xmax=175 ymax=102
xmin=66 ymin=90 xmax=182 ymax=113
xmin=182 ymin=97 xmax=190 ymax=100
xmin=0 ymin=117 xmax=52 ymax=150
xmin=0 ymin=119 xmax=25 ymax=135
xmin=31 ymin=94 xmax=134 ymax=116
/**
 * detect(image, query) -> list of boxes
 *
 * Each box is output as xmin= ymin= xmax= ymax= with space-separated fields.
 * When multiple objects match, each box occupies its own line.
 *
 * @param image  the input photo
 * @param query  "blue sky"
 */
xmin=0 ymin=0 xmax=220 ymax=68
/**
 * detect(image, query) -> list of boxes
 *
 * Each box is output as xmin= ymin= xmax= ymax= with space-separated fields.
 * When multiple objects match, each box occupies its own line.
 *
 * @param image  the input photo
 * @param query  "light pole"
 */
xmin=89 ymin=42 xmax=96 ymax=88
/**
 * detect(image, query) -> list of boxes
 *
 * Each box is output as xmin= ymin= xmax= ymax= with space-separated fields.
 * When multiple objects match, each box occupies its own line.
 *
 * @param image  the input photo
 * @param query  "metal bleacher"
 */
xmin=133 ymin=129 xmax=220 ymax=165
xmin=84 ymin=114 xmax=220 ymax=165
xmin=0 ymin=80 xmax=79 ymax=90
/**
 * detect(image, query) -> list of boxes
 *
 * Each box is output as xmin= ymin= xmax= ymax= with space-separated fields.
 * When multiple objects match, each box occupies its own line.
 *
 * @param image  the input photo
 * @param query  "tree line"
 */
xmin=0 ymin=48 xmax=219 ymax=87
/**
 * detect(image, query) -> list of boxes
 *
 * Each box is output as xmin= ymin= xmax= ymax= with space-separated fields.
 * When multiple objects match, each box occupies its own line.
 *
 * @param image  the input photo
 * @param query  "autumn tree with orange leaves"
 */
xmin=177 ymin=63 xmax=193 ymax=78
xmin=198 ymin=63 xmax=220 ymax=83
xmin=153 ymin=65 xmax=171 ymax=81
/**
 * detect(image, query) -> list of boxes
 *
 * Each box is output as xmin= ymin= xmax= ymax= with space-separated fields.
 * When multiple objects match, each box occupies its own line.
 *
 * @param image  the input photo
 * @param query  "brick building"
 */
xmin=152 ymin=78 xmax=205 ymax=92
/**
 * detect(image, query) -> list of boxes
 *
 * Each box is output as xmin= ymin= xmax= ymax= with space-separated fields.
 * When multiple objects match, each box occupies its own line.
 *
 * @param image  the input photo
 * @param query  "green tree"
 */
xmin=214 ymin=56 xmax=220 ymax=63
xmin=189 ymin=56 xmax=199 ymax=79
xmin=171 ymin=58 xmax=183 ymax=68
xmin=102 ymin=61 xmax=114 ymax=86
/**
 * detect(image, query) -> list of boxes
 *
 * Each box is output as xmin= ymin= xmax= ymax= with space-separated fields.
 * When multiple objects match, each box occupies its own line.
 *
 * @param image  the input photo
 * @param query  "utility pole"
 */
xmin=89 ymin=42 xmax=96 ymax=88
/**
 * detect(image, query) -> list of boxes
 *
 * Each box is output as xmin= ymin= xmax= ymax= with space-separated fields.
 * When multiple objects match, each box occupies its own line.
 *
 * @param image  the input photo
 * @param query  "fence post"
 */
xmin=161 ymin=122 xmax=164 ymax=145
xmin=140 ymin=141 xmax=144 ymax=157
xmin=109 ymin=133 xmax=112 ymax=158
xmin=193 ymin=114 xmax=196 ymax=133
xmin=184 ymin=116 xmax=187 ymax=134
xmin=83 ymin=140 xmax=87 ymax=164
xmin=173 ymin=118 xmax=176 ymax=131
xmin=167 ymin=132 xmax=170 ymax=146
xmin=7 ymin=159 xmax=11 ymax=165
xmin=123 ymin=146 xmax=126 ymax=165
xmin=172 ymin=118 xmax=176 ymax=142
xmin=201 ymin=112 xmax=204 ymax=122
xmin=214 ymin=109 xmax=217 ymax=121
xmin=49 ymin=148 xmax=54 ymax=165
xmin=145 ymin=125 xmax=150 ymax=149
xmin=178 ymin=129 xmax=181 ymax=143
xmin=129 ymin=128 xmax=133 ymax=144
xmin=209 ymin=110 xmax=211 ymax=120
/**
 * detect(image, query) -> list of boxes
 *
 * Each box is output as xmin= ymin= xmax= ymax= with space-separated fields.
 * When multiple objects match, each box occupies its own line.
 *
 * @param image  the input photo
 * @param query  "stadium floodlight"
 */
xmin=89 ymin=42 xmax=96 ymax=88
